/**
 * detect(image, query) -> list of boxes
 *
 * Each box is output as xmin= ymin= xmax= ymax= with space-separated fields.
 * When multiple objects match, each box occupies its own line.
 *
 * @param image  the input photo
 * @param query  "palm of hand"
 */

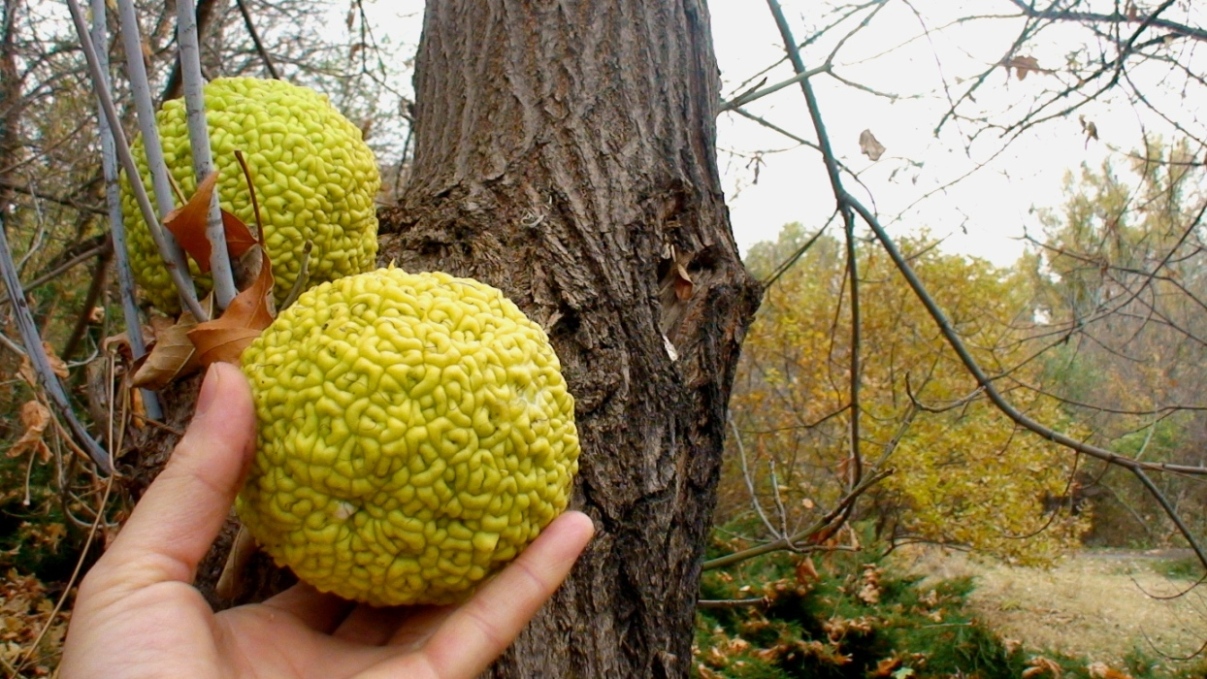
xmin=58 ymin=364 xmax=592 ymax=679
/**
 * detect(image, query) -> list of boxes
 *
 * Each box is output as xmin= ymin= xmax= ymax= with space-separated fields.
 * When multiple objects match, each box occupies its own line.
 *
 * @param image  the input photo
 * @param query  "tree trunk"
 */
xmin=0 ymin=0 xmax=26 ymax=214
xmin=377 ymin=2 xmax=760 ymax=676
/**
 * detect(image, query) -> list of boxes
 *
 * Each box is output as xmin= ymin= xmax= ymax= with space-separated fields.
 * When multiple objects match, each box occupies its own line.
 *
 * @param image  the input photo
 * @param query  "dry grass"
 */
xmin=893 ymin=547 xmax=1207 ymax=672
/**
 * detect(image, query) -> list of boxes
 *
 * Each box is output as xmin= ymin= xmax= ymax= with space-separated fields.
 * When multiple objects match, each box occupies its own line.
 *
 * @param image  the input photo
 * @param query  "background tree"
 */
xmin=1026 ymin=138 xmax=1207 ymax=546
xmin=725 ymin=225 xmax=1087 ymax=564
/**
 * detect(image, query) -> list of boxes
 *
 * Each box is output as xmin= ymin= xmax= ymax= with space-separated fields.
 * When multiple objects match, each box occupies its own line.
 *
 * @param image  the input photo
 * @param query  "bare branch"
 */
xmin=703 ymin=469 xmax=892 ymax=571
xmin=234 ymin=0 xmax=280 ymax=80
xmin=1004 ymin=0 xmax=1207 ymax=44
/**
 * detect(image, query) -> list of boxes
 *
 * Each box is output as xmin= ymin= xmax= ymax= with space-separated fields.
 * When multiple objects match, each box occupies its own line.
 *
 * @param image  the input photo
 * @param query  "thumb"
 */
xmin=88 ymin=361 xmax=256 ymax=592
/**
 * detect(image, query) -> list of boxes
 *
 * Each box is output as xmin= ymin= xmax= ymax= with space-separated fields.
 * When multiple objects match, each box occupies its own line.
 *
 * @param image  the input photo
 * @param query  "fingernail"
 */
xmin=195 ymin=363 xmax=221 ymax=418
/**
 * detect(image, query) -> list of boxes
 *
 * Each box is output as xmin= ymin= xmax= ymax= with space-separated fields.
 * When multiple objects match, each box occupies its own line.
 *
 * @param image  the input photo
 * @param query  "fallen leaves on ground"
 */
xmin=0 ymin=569 xmax=70 ymax=676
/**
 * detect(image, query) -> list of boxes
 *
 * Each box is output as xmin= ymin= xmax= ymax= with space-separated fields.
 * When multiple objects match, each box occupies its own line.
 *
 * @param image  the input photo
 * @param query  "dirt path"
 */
xmin=895 ymin=548 xmax=1207 ymax=672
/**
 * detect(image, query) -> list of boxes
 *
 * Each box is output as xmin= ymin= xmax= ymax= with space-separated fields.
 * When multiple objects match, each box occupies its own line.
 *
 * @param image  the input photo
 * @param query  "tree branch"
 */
xmin=234 ymin=0 xmax=279 ymax=80
xmin=767 ymin=0 xmax=864 ymax=491
xmin=1004 ymin=0 xmax=1207 ymax=44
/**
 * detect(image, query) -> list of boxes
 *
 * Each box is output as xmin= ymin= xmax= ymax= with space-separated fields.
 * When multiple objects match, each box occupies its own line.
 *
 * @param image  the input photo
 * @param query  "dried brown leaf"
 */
xmin=1025 ymin=656 xmax=1064 ymax=679
xmin=1005 ymin=55 xmax=1042 ymax=80
xmin=1088 ymin=662 xmax=1132 ymax=679
xmin=222 ymin=209 xmax=260 ymax=259
xmin=163 ymin=171 xmax=259 ymax=272
xmin=17 ymin=341 xmax=69 ymax=388
xmin=232 ymin=243 xmax=266 ymax=291
xmin=9 ymin=400 xmax=52 ymax=462
xmin=188 ymin=250 xmax=275 ymax=366
xmin=858 ymin=581 xmax=880 ymax=605
xmin=674 ymin=263 xmax=694 ymax=301
xmin=131 ymin=305 xmax=208 ymax=390
xmin=163 ymin=171 xmax=220 ymax=272
xmin=795 ymin=556 xmax=820 ymax=584
xmin=872 ymin=656 xmax=903 ymax=678
xmin=859 ymin=129 xmax=886 ymax=161
xmin=42 ymin=341 xmax=68 ymax=379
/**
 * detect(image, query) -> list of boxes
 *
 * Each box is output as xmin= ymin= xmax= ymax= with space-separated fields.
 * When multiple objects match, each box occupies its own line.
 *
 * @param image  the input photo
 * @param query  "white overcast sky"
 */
xmin=365 ymin=1 xmax=1204 ymax=267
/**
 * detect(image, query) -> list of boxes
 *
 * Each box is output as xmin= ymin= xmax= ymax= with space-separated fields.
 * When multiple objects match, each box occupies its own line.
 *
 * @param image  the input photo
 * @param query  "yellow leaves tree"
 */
xmin=724 ymin=225 xmax=1088 ymax=563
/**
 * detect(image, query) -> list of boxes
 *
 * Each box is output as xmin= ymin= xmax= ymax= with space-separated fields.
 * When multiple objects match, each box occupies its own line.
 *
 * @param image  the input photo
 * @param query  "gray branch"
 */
xmin=0 ymin=213 xmax=111 ymax=474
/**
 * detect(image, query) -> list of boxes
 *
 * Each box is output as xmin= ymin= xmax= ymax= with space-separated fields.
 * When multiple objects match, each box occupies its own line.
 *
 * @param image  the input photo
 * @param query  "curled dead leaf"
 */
xmin=1023 ymin=656 xmax=1063 ymax=679
xmin=17 ymin=341 xmax=69 ymax=388
xmin=674 ymin=262 xmax=694 ymax=301
xmin=871 ymin=656 xmax=903 ymax=678
xmin=1004 ymin=55 xmax=1043 ymax=80
xmin=44 ymin=342 xmax=69 ymax=379
xmin=131 ymin=305 xmax=209 ymax=390
xmin=794 ymin=556 xmax=819 ymax=584
xmin=9 ymin=400 xmax=52 ymax=462
xmin=1079 ymin=115 xmax=1099 ymax=147
xmin=163 ymin=171 xmax=260 ymax=273
xmin=187 ymin=248 xmax=276 ymax=366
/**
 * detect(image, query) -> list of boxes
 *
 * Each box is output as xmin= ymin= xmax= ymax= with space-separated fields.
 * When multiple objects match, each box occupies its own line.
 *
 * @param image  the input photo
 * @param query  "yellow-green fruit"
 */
xmin=237 ymin=268 xmax=580 ymax=606
xmin=120 ymin=77 xmax=380 ymax=311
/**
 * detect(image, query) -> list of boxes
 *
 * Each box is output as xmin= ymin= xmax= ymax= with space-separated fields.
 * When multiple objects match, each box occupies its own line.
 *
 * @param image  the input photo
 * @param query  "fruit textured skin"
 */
xmin=121 ymin=77 xmax=380 ymax=311
xmin=237 ymin=268 xmax=580 ymax=606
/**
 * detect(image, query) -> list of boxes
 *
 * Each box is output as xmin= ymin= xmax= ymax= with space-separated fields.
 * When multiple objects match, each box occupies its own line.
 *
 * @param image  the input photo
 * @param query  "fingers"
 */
xmin=89 ymin=362 xmax=256 ymax=591
xmin=333 ymin=604 xmax=415 ymax=646
xmin=261 ymin=582 xmax=356 ymax=635
xmin=416 ymin=510 xmax=594 ymax=678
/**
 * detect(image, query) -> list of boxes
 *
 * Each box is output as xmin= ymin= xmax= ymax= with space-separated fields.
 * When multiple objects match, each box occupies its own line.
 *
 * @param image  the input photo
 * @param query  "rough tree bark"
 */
xmin=377 ymin=1 xmax=760 ymax=676
xmin=0 ymin=0 xmax=26 ymax=214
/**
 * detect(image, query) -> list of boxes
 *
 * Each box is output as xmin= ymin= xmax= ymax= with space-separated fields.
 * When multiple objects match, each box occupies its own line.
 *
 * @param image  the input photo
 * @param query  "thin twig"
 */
xmin=731 ymin=413 xmax=778 ymax=538
xmin=849 ymin=196 xmax=1207 ymax=564
xmin=115 ymin=0 xmax=194 ymax=282
xmin=720 ymin=65 xmax=827 ymax=111
xmin=0 ymin=178 xmax=104 ymax=214
xmin=234 ymin=0 xmax=280 ymax=79
xmin=15 ymin=364 xmax=119 ymax=674
xmin=0 ymin=239 xmax=108 ymax=302
xmin=703 ymin=469 xmax=892 ymax=570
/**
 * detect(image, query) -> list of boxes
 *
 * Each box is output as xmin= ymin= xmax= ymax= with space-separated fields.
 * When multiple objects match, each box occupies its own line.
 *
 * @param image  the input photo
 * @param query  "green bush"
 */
xmin=695 ymin=523 xmax=1197 ymax=679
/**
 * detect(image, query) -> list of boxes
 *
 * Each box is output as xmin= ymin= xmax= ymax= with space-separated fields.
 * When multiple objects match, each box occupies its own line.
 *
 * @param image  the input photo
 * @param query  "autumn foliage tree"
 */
xmin=724 ymin=224 xmax=1088 ymax=563
xmin=1025 ymin=139 xmax=1207 ymax=545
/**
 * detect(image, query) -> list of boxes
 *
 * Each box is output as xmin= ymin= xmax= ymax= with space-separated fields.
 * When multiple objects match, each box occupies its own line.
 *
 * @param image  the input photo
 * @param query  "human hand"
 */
xmin=59 ymin=362 xmax=594 ymax=679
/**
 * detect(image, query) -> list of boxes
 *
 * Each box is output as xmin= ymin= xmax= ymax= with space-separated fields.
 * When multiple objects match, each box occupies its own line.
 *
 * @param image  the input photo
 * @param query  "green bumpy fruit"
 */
xmin=237 ymin=268 xmax=580 ymax=606
xmin=121 ymin=77 xmax=380 ymax=311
